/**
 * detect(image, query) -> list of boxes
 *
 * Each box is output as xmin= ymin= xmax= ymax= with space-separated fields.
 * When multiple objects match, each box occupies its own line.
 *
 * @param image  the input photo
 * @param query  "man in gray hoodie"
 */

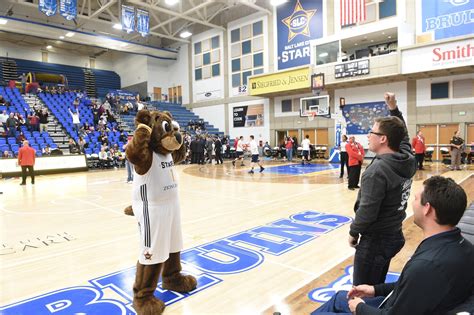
xmin=348 ymin=92 xmax=417 ymax=286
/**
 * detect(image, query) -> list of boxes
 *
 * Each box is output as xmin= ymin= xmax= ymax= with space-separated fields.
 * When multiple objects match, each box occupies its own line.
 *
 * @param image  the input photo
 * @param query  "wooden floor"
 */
xmin=1 ymin=160 xmax=472 ymax=314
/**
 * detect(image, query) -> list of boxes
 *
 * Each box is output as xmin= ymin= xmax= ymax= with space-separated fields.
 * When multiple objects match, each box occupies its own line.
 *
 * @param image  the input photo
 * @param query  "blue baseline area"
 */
xmin=264 ymin=163 xmax=338 ymax=175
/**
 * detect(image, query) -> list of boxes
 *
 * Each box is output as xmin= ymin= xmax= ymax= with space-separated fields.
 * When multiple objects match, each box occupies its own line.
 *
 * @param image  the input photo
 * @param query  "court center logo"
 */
xmin=281 ymin=0 xmax=317 ymax=42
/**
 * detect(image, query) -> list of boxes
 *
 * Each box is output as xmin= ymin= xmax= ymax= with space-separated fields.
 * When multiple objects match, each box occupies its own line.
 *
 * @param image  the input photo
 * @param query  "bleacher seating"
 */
xmin=38 ymin=92 xmax=127 ymax=155
xmin=8 ymin=58 xmax=120 ymax=97
xmin=0 ymin=87 xmax=56 ymax=156
xmin=120 ymin=101 xmax=224 ymax=137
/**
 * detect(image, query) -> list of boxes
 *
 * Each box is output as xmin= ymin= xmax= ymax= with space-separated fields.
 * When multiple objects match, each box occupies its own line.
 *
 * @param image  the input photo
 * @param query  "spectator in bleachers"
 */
xmin=123 ymin=137 xmax=133 ymax=183
xmin=2 ymin=150 xmax=11 ymax=158
xmin=69 ymin=108 xmax=81 ymax=134
xmin=27 ymin=111 xmax=39 ymax=132
xmin=78 ymin=136 xmax=88 ymax=153
xmin=98 ymin=147 xmax=111 ymax=169
xmin=106 ymin=109 xmax=116 ymax=123
xmin=68 ymin=138 xmax=81 ymax=154
xmin=51 ymin=86 xmax=57 ymax=95
xmin=0 ymin=110 xmax=8 ymax=132
xmin=16 ymin=113 xmax=26 ymax=130
xmin=99 ymin=132 xmax=109 ymax=147
xmin=38 ymin=108 xmax=49 ymax=132
xmin=119 ymin=131 xmax=127 ymax=143
xmin=73 ymin=97 xmax=80 ymax=109
xmin=0 ymin=95 xmax=10 ymax=108
xmin=17 ymin=131 xmax=26 ymax=145
xmin=6 ymin=113 xmax=17 ymax=138
xmin=19 ymin=73 xmax=27 ymax=93
xmin=42 ymin=145 xmax=51 ymax=156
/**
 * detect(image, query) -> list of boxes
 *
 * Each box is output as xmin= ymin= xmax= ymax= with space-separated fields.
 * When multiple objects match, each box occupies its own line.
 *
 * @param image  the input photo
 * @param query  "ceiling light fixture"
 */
xmin=46 ymin=45 xmax=52 ymax=49
xmin=165 ymin=0 xmax=179 ymax=5
xmin=66 ymin=32 xmax=75 ymax=37
xmin=59 ymin=36 xmax=65 ymax=39
xmin=270 ymin=0 xmax=287 ymax=6
xmin=113 ymin=23 xmax=122 ymax=30
xmin=180 ymin=31 xmax=192 ymax=38
xmin=354 ymin=43 xmax=358 ymax=46
xmin=0 ymin=18 xmax=8 ymax=25
xmin=388 ymin=35 xmax=392 ymax=39
xmin=318 ymin=52 xmax=329 ymax=57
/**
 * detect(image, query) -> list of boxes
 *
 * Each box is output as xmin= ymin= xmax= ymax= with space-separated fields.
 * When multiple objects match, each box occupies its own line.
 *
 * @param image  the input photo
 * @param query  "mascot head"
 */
xmin=135 ymin=109 xmax=183 ymax=154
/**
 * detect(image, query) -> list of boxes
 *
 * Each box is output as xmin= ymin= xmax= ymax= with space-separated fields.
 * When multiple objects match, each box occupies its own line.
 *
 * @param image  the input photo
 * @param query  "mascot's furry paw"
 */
xmin=124 ymin=205 xmax=134 ymax=216
xmin=162 ymin=273 xmax=197 ymax=293
xmin=133 ymin=296 xmax=165 ymax=315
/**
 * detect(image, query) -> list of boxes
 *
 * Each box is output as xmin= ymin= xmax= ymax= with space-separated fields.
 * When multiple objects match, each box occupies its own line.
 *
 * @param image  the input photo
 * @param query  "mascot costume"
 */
xmin=124 ymin=109 xmax=197 ymax=315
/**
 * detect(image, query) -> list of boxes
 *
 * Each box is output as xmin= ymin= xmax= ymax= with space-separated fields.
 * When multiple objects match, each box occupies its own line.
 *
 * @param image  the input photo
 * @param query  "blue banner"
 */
xmin=60 ymin=0 xmax=77 ymax=20
xmin=276 ymin=0 xmax=323 ymax=70
xmin=39 ymin=0 xmax=57 ymax=17
xmin=342 ymin=102 xmax=388 ymax=135
xmin=137 ymin=9 xmax=150 ymax=37
xmin=421 ymin=0 xmax=474 ymax=40
xmin=122 ymin=5 xmax=135 ymax=34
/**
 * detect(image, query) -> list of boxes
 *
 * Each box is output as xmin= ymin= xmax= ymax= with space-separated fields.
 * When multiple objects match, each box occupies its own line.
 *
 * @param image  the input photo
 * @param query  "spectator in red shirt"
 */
xmin=346 ymin=136 xmax=365 ymax=190
xmin=18 ymin=140 xmax=36 ymax=185
xmin=412 ymin=130 xmax=426 ymax=170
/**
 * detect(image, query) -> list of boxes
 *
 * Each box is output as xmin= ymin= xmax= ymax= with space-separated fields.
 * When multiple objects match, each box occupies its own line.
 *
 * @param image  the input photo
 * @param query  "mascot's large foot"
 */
xmin=162 ymin=252 xmax=197 ymax=293
xmin=133 ymin=262 xmax=165 ymax=315
xmin=124 ymin=205 xmax=134 ymax=216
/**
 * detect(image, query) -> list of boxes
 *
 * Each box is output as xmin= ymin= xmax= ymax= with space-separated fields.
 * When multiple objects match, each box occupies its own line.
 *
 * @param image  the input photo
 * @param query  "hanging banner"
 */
xmin=419 ymin=0 xmax=474 ymax=42
xmin=39 ymin=0 xmax=58 ymax=17
xmin=276 ymin=0 xmax=323 ymax=70
xmin=121 ymin=5 xmax=135 ymax=34
xmin=136 ymin=9 xmax=150 ymax=37
xmin=60 ymin=0 xmax=77 ymax=20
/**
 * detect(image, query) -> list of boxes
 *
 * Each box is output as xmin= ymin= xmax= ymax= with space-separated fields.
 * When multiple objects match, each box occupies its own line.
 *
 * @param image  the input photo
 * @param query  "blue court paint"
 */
xmin=308 ymin=265 xmax=400 ymax=303
xmin=264 ymin=163 xmax=338 ymax=175
xmin=1 ymin=211 xmax=351 ymax=314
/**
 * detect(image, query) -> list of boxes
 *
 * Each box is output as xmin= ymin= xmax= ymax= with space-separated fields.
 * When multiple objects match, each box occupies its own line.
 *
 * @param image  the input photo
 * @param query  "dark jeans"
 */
xmin=353 ymin=230 xmax=405 ymax=286
xmin=21 ymin=165 xmax=35 ymax=184
xmin=415 ymin=153 xmax=424 ymax=170
xmin=348 ymin=164 xmax=361 ymax=188
xmin=340 ymin=152 xmax=348 ymax=177
xmin=311 ymin=291 xmax=385 ymax=314
xmin=215 ymin=151 xmax=223 ymax=164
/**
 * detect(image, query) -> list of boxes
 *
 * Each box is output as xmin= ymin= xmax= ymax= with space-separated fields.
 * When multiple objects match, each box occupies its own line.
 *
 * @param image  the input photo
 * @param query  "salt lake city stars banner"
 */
xmin=276 ymin=0 xmax=323 ymax=70
xmin=60 ymin=0 xmax=77 ymax=21
xmin=39 ymin=0 xmax=57 ymax=17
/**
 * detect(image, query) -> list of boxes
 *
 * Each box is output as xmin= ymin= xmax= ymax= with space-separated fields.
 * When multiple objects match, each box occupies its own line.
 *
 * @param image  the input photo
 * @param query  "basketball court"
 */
xmin=1 ymin=162 xmax=472 ymax=314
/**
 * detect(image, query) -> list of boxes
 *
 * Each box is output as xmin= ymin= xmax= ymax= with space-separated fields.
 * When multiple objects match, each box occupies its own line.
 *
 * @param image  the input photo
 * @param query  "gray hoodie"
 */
xmin=349 ymin=108 xmax=417 ymax=237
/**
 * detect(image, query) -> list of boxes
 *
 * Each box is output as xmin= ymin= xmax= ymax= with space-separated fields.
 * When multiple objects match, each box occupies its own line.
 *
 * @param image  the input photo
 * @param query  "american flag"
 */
xmin=340 ymin=0 xmax=367 ymax=26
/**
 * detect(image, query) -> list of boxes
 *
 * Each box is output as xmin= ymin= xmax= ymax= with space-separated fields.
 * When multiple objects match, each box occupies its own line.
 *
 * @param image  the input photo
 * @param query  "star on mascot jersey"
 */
xmin=281 ymin=0 xmax=317 ymax=42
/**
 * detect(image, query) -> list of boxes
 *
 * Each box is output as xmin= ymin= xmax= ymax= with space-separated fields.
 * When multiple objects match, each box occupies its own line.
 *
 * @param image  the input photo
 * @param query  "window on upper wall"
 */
xmin=194 ymin=36 xmax=221 ymax=81
xmin=379 ymin=0 xmax=396 ymax=19
xmin=229 ymin=19 xmax=265 ymax=89
xmin=281 ymin=99 xmax=292 ymax=112
xmin=431 ymin=82 xmax=449 ymax=99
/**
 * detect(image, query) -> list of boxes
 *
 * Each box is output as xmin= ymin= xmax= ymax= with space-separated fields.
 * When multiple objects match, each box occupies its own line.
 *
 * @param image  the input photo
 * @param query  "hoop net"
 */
xmin=307 ymin=111 xmax=316 ymax=121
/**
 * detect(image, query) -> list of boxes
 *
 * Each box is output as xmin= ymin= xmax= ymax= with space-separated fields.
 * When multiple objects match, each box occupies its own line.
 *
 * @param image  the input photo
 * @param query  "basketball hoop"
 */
xmin=307 ymin=111 xmax=316 ymax=121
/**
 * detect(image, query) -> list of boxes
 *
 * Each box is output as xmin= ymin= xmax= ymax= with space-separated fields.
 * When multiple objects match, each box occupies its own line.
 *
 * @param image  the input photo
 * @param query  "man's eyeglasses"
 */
xmin=369 ymin=131 xmax=385 ymax=136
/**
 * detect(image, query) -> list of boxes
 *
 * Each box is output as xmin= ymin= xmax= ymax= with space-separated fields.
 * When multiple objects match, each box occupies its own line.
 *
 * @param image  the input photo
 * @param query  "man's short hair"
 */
xmin=374 ymin=116 xmax=406 ymax=151
xmin=250 ymin=135 xmax=254 ymax=139
xmin=305 ymin=135 xmax=309 ymax=139
xmin=421 ymin=176 xmax=467 ymax=226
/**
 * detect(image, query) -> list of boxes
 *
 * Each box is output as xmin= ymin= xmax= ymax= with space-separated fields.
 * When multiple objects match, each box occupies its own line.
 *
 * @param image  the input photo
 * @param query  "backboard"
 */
xmin=300 ymin=95 xmax=330 ymax=118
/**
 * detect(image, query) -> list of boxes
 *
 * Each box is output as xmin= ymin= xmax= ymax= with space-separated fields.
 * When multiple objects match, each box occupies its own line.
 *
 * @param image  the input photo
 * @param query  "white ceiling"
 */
xmin=0 ymin=0 xmax=272 ymax=58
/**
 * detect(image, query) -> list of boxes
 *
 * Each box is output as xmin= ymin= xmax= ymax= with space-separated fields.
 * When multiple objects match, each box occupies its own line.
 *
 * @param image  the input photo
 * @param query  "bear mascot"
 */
xmin=124 ymin=109 xmax=197 ymax=315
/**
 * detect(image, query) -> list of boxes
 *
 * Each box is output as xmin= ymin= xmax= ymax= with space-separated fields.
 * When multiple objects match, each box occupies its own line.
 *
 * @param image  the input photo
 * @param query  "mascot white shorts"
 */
xmin=133 ymin=196 xmax=183 ymax=265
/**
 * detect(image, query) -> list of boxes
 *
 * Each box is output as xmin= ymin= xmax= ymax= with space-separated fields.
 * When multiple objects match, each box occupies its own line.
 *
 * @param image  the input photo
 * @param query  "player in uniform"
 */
xmin=232 ymin=136 xmax=245 ymax=167
xmin=248 ymin=135 xmax=264 ymax=174
xmin=301 ymin=134 xmax=311 ymax=165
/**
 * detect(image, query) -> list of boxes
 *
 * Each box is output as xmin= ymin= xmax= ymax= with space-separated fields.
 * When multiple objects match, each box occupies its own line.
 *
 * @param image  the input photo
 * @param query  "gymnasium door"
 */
xmin=467 ymin=123 xmax=474 ymax=144
xmin=418 ymin=125 xmax=437 ymax=159
xmin=153 ymin=87 xmax=162 ymax=101
xmin=316 ymin=128 xmax=329 ymax=158
xmin=276 ymin=131 xmax=287 ymax=146
xmin=439 ymin=124 xmax=459 ymax=160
